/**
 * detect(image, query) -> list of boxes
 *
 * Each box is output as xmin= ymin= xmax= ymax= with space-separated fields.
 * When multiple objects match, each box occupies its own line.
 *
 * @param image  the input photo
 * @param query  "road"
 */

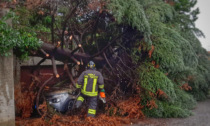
xmin=131 ymin=98 xmax=210 ymax=126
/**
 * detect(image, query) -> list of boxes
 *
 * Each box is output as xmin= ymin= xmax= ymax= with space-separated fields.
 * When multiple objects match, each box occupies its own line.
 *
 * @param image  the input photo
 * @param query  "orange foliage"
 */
xmin=151 ymin=61 xmax=156 ymax=66
xmin=148 ymin=91 xmax=155 ymax=98
xmin=106 ymin=97 xmax=144 ymax=119
xmin=156 ymin=89 xmax=168 ymax=99
xmin=155 ymin=64 xmax=159 ymax=68
xmin=164 ymin=0 xmax=175 ymax=6
xmin=38 ymin=101 xmax=47 ymax=116
xmin=49 ymin=114 xmax=61 ymax=124
xmin=151 ymin=60 xmax=160 ymax=69
xmin=15 ymin=82 xmax=37 ymax=118
xmin=180 ymin=83 xmax=192 ymax=91
xmin=16 ymin=114 xmax=131 ymax=126
xmin=146 ymin=100 xmax=158 ymax=110
xmin=88 ymin=0 xmax=107 ymax=14
xmin=148 ymin=45 xmax=155 ymax=58
xmin=16 ymin=117 xmax=47 ymax=126
xmin=88 ymin=0 xmax=102 ymax=11
xmin=24 ymin=0 xmax=47 ymax=9
xmin=187 ymin=76 xmax=194 ymax=81
xmin=38 ymin=10 xmax=44 ymax=15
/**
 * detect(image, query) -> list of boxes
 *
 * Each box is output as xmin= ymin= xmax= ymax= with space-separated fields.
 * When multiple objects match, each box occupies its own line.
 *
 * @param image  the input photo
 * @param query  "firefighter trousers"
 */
xmin=75 ymin=93 xmax=98 ymax=117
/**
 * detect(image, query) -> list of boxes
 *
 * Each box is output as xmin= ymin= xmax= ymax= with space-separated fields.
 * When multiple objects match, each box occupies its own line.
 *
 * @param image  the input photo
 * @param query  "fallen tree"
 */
xmin=1 ymin=0 xmax=210 ymax=124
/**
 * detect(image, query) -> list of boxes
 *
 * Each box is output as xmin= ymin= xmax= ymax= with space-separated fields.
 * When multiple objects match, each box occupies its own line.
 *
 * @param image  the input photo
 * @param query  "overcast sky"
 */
xmin=195 ymin=0 xmax=210 ymax=51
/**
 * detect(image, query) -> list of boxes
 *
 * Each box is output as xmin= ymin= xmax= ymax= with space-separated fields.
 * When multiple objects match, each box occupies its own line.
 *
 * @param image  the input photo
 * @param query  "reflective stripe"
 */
xmin=83 ymin=77 xmax=88 ymax=91
xmin=99 ymin=84 xmax=104 ymax=89
xmin=81 ymin=73 xmax=99 ymax=96
xmin=76 ymin=83 xmax=81 ymax=88
xmin=88 ymin=74 xmax=98 ymax=79
xmin=92 ymin=78 xmax=97 ymax=92
xmin=88 ymin=109 xmax=96 ymax=115
xmin=81 ymin=89 xmax=98 ymax=96
xmin=77 ymin=96 xmax=84 ymax=102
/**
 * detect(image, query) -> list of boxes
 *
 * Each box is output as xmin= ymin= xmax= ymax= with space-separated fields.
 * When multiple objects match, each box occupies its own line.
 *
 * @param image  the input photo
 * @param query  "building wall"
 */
xmin=0 ymin=8 xmax=15 ymax=126
xmin=19 ymin=56 xmax=64 ymax=84
xmin=0 ymin=51 xmax=15 ymax=126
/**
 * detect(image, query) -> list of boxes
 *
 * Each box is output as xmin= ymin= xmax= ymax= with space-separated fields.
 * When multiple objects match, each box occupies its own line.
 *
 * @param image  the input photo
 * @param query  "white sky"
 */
xmin=195 ymin=0 xmax=210 ymax=51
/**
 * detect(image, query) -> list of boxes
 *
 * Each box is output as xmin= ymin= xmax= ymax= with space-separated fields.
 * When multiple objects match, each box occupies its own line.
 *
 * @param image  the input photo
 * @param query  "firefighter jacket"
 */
xmin=76 ymin=69 xmax=104 ymax=97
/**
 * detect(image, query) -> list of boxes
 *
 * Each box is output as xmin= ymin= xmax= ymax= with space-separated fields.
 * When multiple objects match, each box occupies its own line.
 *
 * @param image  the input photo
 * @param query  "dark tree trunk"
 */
xmin=32 ymin=43 xmax=105 ymax=68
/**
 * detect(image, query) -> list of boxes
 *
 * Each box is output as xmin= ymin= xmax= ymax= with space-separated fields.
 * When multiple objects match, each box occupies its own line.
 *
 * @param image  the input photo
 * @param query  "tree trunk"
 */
xmin=33 ymin=42 xmax=105 ymax=67
xmin=0 ymin=8 xmax=15 ymax=126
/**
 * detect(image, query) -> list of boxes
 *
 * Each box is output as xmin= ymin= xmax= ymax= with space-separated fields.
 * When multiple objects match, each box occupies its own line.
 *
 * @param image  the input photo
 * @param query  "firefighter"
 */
xmin=75 ymin=61 xmax=105 ymax=117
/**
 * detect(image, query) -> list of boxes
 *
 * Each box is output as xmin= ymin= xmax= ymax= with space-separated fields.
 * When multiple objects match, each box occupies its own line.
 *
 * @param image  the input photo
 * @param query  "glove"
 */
xmin=100 ymin=92 xmax=106 ymax=98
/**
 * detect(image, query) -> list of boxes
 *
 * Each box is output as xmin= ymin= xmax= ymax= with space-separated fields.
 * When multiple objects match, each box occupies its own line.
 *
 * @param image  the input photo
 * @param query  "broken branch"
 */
xmin=51 ymin=56 xmax=59 ymax=78
xmin=70 ymin=44 xmax=82 ymax=55
xmin=103 ymin=52 xmax=113 ymax=70
xmin=64 ymin=62 xmax=76 ymax=88
xmin=91 ymin=31 xmax=127 ymax=58
xmin=40 ymin=49 xmax=49 ymax=57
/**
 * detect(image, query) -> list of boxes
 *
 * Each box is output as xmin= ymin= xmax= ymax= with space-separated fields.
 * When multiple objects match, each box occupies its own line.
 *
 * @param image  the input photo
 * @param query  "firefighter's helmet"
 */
xmin=87 ymin=61 xmax=95 ymax=69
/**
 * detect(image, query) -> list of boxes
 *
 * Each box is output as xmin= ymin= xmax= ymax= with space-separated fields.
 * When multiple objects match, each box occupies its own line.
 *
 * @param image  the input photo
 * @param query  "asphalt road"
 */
xmin=130 ymin=98 xmax=210 ymax=126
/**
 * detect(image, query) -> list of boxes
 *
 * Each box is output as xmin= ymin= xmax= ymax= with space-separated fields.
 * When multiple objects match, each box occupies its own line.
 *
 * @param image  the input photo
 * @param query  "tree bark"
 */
xmin=33 ymin=43 xmax=105 ymax=67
